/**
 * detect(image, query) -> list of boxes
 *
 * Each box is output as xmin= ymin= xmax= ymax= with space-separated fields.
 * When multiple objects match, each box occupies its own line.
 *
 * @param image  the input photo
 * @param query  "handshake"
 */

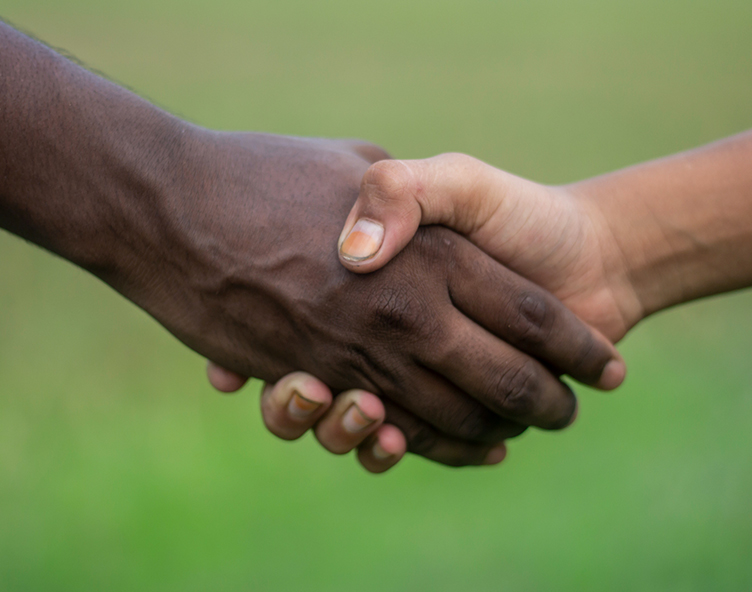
xmin=203 ymin=144 xmax=634 ymax=472
xmin=3 ymin=22 xmax=751 ymax=473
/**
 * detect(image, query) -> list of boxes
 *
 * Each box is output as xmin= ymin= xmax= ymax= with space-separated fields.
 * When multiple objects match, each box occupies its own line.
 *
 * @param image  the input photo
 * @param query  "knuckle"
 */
xmin=367 ymin=285 xmax=433 ymax=337
xmin=362 ymin=160 xmax=416 ymax=205
xmin=446 ymin=404 xmax=502 ymax=442
xmin=439 ymin=152 xmax=485 ymax=177
xmin=507 ymin=291 xmax=555 ymax=347
xmin=489 ymin=360 xmax=542 ymax=418
xmin=411 ymin=226 xmax=458 ymax=267
xmin=405 ymin=424 xmax=439 ymax=456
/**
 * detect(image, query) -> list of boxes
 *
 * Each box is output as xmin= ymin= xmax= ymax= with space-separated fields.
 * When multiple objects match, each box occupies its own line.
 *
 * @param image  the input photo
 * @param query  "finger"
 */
xmin=313 ymin=390 xmax=385 ymax=454
xmin=385 ymin=365 xmax=528 ymax=444
xmin=357 ymin=424 xmax=407 ymax=474
xmin=338 ymin=157 xmax=626 ymax=389
xmin=207 ymin=361 xmax=249 ymax=393
xmin=260 ymin=372 xmax=332 ymax=441
xmin=338 ymin=154 xmax=498 ymax=273
xmin=446 ymin=231 xmax=625 ymax=389
xmin=424 ymin=303 xmax=581 ymax=430
xmin=381 ymin=400 xmax=508 ymax=468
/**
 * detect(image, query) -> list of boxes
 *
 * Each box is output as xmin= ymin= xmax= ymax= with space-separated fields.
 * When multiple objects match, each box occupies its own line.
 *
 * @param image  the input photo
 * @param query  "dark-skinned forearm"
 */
xmin=0 ymin=21 xmax=189 ymax=281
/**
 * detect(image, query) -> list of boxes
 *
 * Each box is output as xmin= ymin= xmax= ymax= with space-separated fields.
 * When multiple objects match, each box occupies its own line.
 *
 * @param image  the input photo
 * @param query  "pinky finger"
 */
xmin=357 ymin=424 xmax=407 ymax=474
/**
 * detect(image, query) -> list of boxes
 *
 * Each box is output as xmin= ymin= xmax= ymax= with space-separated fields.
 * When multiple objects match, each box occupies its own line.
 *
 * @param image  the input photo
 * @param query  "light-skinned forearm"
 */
xmin=571 ymin=130 xmax=752 ymax=320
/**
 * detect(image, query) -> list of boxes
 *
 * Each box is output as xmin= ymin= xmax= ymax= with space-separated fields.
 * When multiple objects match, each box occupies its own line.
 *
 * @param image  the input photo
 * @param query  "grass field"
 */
xmin=1 ymin=1 xmax=752 ymax=590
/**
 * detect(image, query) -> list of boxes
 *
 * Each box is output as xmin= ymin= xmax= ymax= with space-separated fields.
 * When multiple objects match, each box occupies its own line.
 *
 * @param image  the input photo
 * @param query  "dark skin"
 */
xmin=0 ymin=22 xmax=622 ymax=466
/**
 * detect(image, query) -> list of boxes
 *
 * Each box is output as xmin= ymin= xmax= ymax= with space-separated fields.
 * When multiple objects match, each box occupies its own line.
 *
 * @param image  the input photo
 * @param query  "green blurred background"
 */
xmin=1 ymin=1 xmax=751 ymax=590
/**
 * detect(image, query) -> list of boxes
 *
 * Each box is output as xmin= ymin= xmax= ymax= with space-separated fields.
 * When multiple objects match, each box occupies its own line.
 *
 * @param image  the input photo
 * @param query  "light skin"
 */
xmin=0 ymin=22 xmax=623 ymax=470
xmin=234 ymin=131 xmax=752 ymax=472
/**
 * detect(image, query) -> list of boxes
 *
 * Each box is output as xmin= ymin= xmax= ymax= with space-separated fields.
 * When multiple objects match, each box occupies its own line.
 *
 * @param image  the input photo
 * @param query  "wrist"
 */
xmin=566 ymin=132 xmax=752 ymax=323
xmin=0 ymin=23 xmax=197 ymax=295
xmin=568 ymin=171 xmax=709 ymax=326
xmin=566 ymin=182 xmax=651 ymax=333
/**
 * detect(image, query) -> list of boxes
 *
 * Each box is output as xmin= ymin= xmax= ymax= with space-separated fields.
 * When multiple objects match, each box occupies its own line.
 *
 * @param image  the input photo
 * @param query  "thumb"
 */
xmin=338 ymin=154 xmax=503 ymax=273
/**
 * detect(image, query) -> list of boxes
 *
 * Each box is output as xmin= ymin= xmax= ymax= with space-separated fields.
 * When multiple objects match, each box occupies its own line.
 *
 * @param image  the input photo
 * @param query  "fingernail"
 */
xmin=340 ymin=219 xmax=384 ymax=262
xmin=599 ymin=360 xmax=626 ymax=390
xmin=372 ymin=441 xmax=392 ymax=460
xmin=483 ymin=445 xmax=507 ymax=466
xmin=342 ymin=404 xmax=376 ymax=434
xmin=287 ymin=390 xmax=322 ymax=420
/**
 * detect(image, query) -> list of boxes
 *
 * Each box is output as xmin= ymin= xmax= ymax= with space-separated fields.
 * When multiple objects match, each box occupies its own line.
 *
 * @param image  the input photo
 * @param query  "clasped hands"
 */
xmin=188 ymin=136 xmax=632 ymax=473
xmin=3 ymin=23 xmax=748 ymax=475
